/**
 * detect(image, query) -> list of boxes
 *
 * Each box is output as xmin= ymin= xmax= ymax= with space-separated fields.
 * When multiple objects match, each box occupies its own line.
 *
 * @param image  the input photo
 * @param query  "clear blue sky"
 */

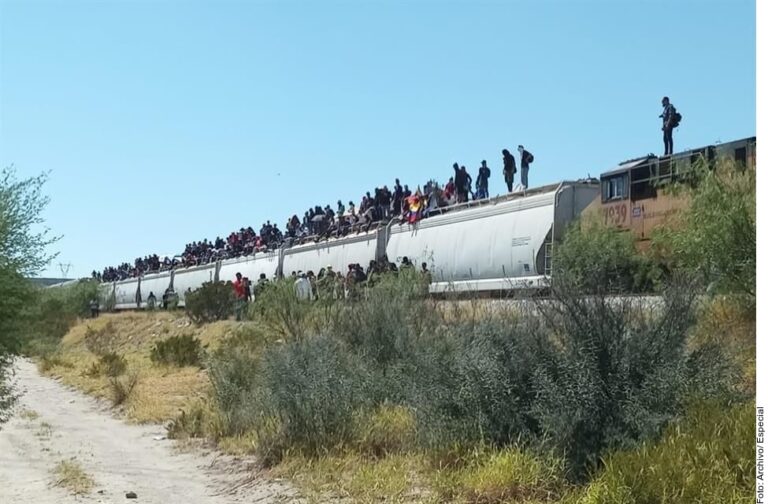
xmin=0 ymin=0 xmax=755 ymax=278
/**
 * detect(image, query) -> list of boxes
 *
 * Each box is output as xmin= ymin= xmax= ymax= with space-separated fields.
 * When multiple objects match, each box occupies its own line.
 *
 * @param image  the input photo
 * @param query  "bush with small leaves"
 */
xmin=150 ymin=334 xmax=204 ymax=368
xmin=184 ymin=281 xmax=234 ymax=324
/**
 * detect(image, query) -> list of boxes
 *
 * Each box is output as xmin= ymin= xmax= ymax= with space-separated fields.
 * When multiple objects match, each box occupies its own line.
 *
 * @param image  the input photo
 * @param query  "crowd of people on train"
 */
xmin=93 ymin=146 xmax=535 ymax=282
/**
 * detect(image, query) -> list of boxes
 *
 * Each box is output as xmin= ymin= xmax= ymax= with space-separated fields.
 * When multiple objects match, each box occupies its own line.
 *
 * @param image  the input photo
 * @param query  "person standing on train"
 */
xmin=518 ymin=145 xmax=534 ymax=189
xmin=476 ymin=160 xmax=491 ymax=199
xmin=460 ymin=166 xmax=472 ymax=201
xmin=660 ymin=96 xmax=676 ymax=156
xmin=502 ymin=149 xmax=516 ymax=192
xmin=393 ymin=178 xmax=403 ymax=216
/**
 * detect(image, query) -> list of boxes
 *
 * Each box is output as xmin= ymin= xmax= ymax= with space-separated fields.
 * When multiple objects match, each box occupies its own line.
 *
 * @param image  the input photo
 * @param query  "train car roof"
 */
xmin=599 ymin=135 xmax=756 ymax=180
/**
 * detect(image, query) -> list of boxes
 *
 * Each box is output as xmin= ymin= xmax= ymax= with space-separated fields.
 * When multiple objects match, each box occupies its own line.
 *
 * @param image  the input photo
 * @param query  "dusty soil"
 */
xmin=0 ymin=358 xmax=297 ymax=504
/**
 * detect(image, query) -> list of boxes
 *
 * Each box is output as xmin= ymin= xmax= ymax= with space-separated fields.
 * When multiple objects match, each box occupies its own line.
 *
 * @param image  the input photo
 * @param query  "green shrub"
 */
xmin=653 ymin=158 xmax=755 ymax=302
xmin=255 ymin=337 xmax=375 ymax=461
xmin=184 ymin=281 xmax=234 ymax=324
xmin=109 ymin=370 xmax=139 ymax=407
xmin=208 ymin=344 xmax=264 ymax=436
xmin=209 ymin=336 xmax=374 ymax=464
xmin=250 ymin=279 xmax=312 ymax=340
xmin=354 ymin=403 xmax=416 ymax=457
xmin=527 ymin=278 xmax=737 ymax=477
xmin=166 ymin=401 xmax=225 ymax=440
xmin=409 ymin=316 xmax=545 ymax=451
xmin=39 ymin=353 xmax=74 ymax=372
xmin=555 ymin=220 xmax=664 ymax=294
xmin=150 ymin=334 xmax=204 ymax=367
xmin=83 ymin=322 xmax=116 ymax=356
xmin=85 ymin=352 xmax=127 ymax=377
xmin=207 ymin=261 xmax=741 ymax=481
xmin=433 ymin=447 xmax=567 ymax=503
xmin=571 ymin=401 xmax=754 ymax=504
xmin=329 ymin=269 xmax=438 ymax=368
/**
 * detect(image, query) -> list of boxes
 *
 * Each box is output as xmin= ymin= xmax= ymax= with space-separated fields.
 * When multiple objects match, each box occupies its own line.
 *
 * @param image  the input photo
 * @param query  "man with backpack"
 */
xmin=518 ymin=145 xmax=534 ymax=189
xmin=660 ymin=96 xmax=681 ymax=156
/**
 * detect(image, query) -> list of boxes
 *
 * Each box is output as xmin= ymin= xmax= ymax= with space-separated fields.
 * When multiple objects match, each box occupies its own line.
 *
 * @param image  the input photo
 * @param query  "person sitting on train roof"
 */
xmin=444 ymin=177 xmax=456 ymax=203
xmin=518 ymin=145 xmax=534 ymax=189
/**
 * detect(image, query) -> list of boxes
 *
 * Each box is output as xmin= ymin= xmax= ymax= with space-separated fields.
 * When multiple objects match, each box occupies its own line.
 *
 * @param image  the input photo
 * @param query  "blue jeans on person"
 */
xmin=521 ymin=166 xmax=529 ymax=189
xmin=663 ymin=127 xmax=674 ymax=155
xmin=476 ymin=186 xmax=488 ymax=199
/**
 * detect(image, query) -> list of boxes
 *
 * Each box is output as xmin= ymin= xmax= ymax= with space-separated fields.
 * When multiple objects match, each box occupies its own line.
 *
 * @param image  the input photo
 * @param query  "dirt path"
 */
xmin=0 ymin=358 xmax=296 ymax=504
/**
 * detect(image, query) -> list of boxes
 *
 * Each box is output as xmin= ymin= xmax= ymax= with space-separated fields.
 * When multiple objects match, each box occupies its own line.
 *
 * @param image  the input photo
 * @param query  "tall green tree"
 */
xmin=1 ymin=166 xmax=59 ymax=424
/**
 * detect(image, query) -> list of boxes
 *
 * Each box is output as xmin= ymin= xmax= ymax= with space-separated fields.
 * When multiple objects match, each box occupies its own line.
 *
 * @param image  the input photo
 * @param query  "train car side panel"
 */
xmin=137 ymin=272 xmax=173 ymax=308
xmin=218 ymin=252 xmax=281 ymax=284
xmin=114 ymin=279 xmax=140 ymax=309
xmin=282 ymin=231 xmax=378 ymax=276
xmin=387 ymin=191 xmax=557 ymax=284
xmin=172 ymin=264 xmax=216 ymax=305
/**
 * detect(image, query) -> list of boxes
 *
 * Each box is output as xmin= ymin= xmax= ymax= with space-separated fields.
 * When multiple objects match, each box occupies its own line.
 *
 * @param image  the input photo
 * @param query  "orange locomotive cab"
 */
xmin=590 ymin=136 xmax=756 ymax=248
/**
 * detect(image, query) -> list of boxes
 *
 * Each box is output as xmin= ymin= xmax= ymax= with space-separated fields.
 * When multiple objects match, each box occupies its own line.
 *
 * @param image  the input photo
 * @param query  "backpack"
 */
xmin=528 ymin=153 xmax=534 ymax=163
xmin=672 ymin=111 xmax=682 ymax=128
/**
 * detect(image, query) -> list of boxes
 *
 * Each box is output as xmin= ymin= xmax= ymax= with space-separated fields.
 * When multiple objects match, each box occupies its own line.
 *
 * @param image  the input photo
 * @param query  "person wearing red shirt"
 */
xmin=233 ymin=272 xmax=246 ymax=320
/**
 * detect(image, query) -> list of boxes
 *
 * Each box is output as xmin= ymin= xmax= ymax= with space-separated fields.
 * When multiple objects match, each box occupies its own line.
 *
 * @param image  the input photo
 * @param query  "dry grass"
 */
xmin=52 ymin=459 xmax=95 ymax=495
xmin=276 ymin=452 xmax=432 ymax=504
xmin=36 ymin=311 xmax=239 ymax=423
xmin=689 ymin=296 xmax=755 ymax=392
xmin=430 ymin=447 xmax=567 ymax=503
xmin=19 ymin=408 xmax=39 ymax=420
xmin=36 ymin=421 xmax=53 ymax=438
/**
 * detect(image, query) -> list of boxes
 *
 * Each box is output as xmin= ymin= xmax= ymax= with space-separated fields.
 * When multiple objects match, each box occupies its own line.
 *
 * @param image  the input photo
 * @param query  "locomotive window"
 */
xmin=631 ymin=179 xmax=656 ymax=201
xmin=601 ymin=173 xmax=628 ymax=202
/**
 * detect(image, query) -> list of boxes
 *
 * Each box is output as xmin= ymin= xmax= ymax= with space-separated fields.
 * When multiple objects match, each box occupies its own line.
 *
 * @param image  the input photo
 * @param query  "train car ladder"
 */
xmin=543 ymin=242 xmax=553 ymax=276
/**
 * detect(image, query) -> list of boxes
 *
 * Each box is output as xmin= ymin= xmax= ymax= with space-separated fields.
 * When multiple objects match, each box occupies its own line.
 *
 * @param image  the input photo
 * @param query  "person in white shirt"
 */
xmin=294 ymin=272 xmax=313 ymax=301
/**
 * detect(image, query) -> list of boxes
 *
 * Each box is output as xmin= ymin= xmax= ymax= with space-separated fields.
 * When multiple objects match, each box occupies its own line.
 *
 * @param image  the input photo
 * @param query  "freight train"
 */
xmin=96 ymin=136 xmax=755 ymax=309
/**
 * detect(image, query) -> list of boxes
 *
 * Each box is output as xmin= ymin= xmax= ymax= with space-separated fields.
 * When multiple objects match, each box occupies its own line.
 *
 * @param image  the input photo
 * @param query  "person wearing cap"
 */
xmin=518 ymin=145 xmax=534 ymax=189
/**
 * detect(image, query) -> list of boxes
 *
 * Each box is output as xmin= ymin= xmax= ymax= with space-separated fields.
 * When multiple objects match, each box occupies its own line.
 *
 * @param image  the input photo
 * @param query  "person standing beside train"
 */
xmin=233 ymin=272 xmax=247 ymax=321
xmin=502 ymin=149 xmax=516 ymax=192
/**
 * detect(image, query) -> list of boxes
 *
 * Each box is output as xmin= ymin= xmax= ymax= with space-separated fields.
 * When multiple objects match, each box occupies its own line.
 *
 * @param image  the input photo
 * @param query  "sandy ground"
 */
xmin=0 ymin=358 xmax=297 ymax=504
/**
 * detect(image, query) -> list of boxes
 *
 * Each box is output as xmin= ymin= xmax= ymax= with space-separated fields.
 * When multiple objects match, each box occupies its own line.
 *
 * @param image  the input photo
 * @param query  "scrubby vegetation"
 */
xmin=150 ymin=334 xmax=205 ymax=367
xmin=52 ymin=458 xmax=95 ymax=495
xmin=85 ymin=352 xmax=127 ymax=377
xmin=201 ymin=270 xmax=741 ymax=482
xmin=14 ymin=157 xmax=755 ymax=501
xmin=184 ymin=281 xmax=234 ymax=324
xmin=653 ymin=158 xmax=755 ymax=302
xmin=556 ymin=218 xmax=664 ymax=293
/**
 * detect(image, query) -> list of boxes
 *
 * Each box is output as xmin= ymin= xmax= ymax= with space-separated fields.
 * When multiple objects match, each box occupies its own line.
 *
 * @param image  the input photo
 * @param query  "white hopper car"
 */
xmin=100 ymin=180 xmax=598 ymax=308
